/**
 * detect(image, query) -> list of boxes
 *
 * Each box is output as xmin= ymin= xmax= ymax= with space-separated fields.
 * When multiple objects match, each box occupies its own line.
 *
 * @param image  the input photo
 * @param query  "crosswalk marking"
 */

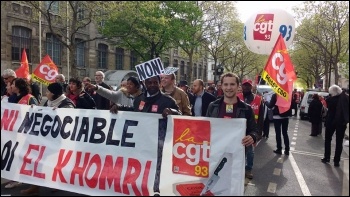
xmin=267 ymin=182 xmax=277 ymax=193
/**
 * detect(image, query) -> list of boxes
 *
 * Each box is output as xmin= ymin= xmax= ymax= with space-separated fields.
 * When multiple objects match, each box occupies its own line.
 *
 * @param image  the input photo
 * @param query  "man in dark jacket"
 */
xmin=110 ymin=75 xmax=181 ymax=195
xmin=92 ymin=71 xmax=113 ymax=110
xmin=322 ymin=85 xmax=349 ymax=167
xmin=111 ymin=76 xmax=181 ymax=116
xmin=206 ymin=72 xmax=259 ymax=147
xmin=191 ymin=79 xmax=216 ymax=116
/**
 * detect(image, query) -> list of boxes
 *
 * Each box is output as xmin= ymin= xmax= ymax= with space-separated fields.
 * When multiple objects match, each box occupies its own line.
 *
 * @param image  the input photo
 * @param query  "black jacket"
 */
xmin=117 ymin=91 xmax=181 ymax=115
xmin=206 ymin=97 xmax=260 ymax=143
xmin=308 ymin=98 xmax=323 ymax=123
xmin=190 ymin=91 xmax=216 ymax=116
xmin=92 ymin=82 xmax=112 ymax=110
xmin=325 ymin=92 xmax=349 ymax=128
xmin=266 ymin=93 xmax=292 ymax=117
xmin=30 ymin=82 xmax=41 ymax=103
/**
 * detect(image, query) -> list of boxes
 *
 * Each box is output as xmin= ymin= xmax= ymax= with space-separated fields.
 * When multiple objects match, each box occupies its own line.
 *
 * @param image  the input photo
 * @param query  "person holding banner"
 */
xmin=206 ymin=72 xmax=259 ymax=147
xmin=20 ymin=82 xmax=75 ymax=195
xmin=4 ymin=78 xmax=38 ymax=190
xmin=43 ymin=82 xmax=76 ymax=108
xmin=11 ymin=78 xmax=38 ymax=105
xmin=110 ymin=75 xmax=181 ymax=195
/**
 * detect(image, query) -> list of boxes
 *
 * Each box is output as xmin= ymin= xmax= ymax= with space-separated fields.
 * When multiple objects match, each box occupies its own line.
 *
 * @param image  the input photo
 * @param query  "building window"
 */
xmin=76 ymin=39 xmax=85 ymax=67
xmin=115 ymin=48 xmax=124 ymax=70
xmin=11 ymin=26 xmax=32 ymax=62
xmin=199 ymin=64 xmax=202 ymax=79
xmin=46 ymin=33 xmax=62 ymax=65
xmin=173 ymin=59 xmax=178 ymax=68
xmin=45 ymin=1 xmax=59 ymax=15
xmin=130 ymin=51 xmax=137 ymax=70
xmin=77 ymin=5 xmax=84 ymax=20
xmin=180 ymin=61 xmax=185 ymax=77
xmin=97 ymin=43 xmax=108 ymax=69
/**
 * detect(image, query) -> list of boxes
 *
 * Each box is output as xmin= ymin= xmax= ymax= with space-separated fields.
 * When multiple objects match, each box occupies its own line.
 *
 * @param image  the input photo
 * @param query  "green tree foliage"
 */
xmin=101 ymin=1 xmax=201 ymax=65
xmin=219 ymin=21 xmax=267 ymax=80
xmin=293 ymin=1 xmax=349 ymax=89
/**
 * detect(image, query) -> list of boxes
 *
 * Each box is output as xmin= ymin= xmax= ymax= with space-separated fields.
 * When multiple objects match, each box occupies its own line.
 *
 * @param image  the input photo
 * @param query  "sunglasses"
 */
xmin=3 ymin=77 xmax=9 ymax=80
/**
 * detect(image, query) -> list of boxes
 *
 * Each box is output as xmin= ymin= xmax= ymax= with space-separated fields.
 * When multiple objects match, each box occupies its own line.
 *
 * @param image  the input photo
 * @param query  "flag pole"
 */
xmin=39 ymin=1 xmax=43 ymax=94
xmin=66 ymin=1 xmax=70 ymax=80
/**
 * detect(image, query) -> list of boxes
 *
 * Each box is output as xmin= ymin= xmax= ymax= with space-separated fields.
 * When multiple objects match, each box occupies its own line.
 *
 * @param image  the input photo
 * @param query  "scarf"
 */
xmin=48 ymin=94 xmax=67 ymax=108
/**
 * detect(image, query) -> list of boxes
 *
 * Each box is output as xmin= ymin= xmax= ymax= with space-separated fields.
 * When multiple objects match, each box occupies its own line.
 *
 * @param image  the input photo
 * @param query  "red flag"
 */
xmin=15 ymin=49 xmax=30 ymax=80
xmin=262 ymin=34 xmax=297 ymax=113
xmin=31 ymin=55 xmax=59 ymax=86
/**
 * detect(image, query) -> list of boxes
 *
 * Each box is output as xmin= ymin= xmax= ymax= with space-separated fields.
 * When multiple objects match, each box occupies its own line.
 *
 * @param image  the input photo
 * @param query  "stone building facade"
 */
xmin=1 ymin=1 xmax=208 ymax=83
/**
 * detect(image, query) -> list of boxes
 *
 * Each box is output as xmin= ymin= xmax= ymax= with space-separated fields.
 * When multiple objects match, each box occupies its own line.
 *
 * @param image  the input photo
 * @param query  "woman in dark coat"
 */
xmin=308 ymin=94 xmax=323 ymax=136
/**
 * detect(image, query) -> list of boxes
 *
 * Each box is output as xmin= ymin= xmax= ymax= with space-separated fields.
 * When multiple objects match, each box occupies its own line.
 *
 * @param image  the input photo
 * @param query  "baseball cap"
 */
xmin=242 ymin=79 xmax=253 ymax=86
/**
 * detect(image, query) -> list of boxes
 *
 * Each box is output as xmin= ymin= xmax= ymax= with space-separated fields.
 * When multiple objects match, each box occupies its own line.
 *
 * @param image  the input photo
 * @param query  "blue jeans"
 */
xmin=245 ymin=145 xmax=254 ymax=171
xmin=274 ymin=118 xmax=290 ymax=151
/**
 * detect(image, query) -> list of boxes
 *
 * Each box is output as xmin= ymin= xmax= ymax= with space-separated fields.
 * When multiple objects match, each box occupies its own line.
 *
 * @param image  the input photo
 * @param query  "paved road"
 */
xmin=244 ymin=117 xmax=349 ymax=196
xmin=1 ymin=116 xmax=349 ymax=196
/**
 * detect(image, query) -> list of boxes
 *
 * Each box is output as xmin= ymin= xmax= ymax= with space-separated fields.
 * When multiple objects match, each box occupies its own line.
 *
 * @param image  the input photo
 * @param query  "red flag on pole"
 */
xmin=15 ymin=49 xmax=30 ymax=81
xmin=261 ymin=34 xmax=297 ymax=113
xmin=31 ymin=55 xmax=59 ymax=86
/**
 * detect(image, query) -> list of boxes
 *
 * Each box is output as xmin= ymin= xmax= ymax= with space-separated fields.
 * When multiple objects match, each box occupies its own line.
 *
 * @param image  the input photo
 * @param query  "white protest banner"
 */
xmin=163 ymin=67 xmax=179 ymax=75
xmin=159 ymin=116 xmax=246 ymax=196
xmin=135 ymin=57 xmax=164 ymax=81
xmin=1 ymin=102 xmax=161 ymax=196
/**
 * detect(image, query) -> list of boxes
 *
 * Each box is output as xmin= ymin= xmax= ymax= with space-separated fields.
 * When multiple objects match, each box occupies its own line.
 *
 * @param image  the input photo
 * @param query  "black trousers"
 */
xmin=263 ymin=117 xmax=270 ymax=137
xmin=324 ymin=124 xmax=347 ymax=163
xmin=311 ymin=121 xmax=321 ymax=136
xmin=274 ymin=118 xmax=290 ymax=151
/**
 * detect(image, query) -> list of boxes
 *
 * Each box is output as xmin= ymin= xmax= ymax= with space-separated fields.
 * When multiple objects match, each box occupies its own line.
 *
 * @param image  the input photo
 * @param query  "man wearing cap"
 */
xmin=178 ymin=80 xmax=194 ymax=103
xmin=237 ymin=79 xmax=264 ymax=179
xmin=161 ymin=73 xmax=192 ymax=116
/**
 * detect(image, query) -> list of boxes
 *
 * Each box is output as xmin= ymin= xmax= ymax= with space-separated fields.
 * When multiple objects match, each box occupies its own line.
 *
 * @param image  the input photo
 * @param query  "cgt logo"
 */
xmin=173 ymin=130 xmax=210 ymax=166
xmin=251 ymin=103 xmax=259 ymax=110
xmin=253 ymin=14 xmax=274 ymax=41
xmin=172 ymin=119 xmax=211 ymax=177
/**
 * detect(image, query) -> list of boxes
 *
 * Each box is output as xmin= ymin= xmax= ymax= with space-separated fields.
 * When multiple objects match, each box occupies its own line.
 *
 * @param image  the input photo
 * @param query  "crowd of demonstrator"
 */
xmin=1 ymin=68 xmax=348 ymax=195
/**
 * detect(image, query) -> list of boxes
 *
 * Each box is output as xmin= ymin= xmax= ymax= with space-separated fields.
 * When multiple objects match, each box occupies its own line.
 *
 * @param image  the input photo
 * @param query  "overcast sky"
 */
xmin=235 ymin=1 xmax=304 ymax=23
